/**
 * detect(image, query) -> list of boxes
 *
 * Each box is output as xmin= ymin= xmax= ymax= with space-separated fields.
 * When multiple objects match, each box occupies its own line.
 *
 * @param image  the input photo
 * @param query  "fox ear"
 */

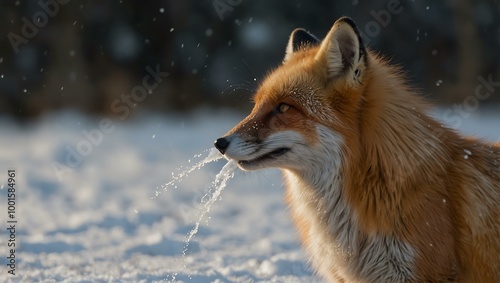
xmin=316 ymin=17 xmax=367 ymax=81
xmin=284 ymin=28 xmax=320 ymax=62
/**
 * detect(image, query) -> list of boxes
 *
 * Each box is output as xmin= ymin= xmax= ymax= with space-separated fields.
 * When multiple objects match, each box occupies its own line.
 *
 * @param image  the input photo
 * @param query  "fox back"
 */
xmin=214 ymin=17 xmax=500 ymax=282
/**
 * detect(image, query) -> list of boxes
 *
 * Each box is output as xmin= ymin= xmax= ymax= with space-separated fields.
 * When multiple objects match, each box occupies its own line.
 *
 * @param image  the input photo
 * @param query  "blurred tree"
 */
xmin=0 ymin=0 xmax=498 ymax=119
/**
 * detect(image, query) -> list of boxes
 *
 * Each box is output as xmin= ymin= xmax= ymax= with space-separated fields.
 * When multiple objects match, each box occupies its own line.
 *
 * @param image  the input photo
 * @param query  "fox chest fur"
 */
xmin=283 ymin=147 xmax=418 ymax=282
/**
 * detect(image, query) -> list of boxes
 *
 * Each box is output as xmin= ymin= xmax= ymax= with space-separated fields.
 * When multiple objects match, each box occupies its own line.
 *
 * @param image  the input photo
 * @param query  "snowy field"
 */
xmin=0 ymin=108 xmax=498 ymax=282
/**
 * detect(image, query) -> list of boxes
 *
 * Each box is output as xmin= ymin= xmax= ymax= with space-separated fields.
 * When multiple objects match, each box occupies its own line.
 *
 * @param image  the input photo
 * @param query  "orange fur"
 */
xmin=215 ymin=17 xmax=500 ymax=282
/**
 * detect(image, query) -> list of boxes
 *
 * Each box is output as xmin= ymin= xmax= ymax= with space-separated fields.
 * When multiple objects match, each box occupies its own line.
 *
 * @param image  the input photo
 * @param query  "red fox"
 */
xmin=214 ymin=17 xmax=500 ymax=282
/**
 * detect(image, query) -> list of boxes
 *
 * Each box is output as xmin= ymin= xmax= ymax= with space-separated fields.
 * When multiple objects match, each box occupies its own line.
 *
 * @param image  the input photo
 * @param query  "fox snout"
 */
xmin=213 ymin=129 xmax=302 ymax=171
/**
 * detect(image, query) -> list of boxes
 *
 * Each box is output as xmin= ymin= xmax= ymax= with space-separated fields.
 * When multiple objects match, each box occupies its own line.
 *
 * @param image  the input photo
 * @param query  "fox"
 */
xmin=214 ymin=17 xmax=500 ymax=282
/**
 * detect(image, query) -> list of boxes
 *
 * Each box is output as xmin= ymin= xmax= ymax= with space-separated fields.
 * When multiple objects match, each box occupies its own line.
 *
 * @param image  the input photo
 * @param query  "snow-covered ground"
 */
xmin=0 ymin=108 xmax=498 ymax=282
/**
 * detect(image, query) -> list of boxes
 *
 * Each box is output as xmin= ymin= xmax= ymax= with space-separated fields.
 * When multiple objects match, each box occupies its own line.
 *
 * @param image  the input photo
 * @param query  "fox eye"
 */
xmin=277 ymin=103 xmax=290 ymax=113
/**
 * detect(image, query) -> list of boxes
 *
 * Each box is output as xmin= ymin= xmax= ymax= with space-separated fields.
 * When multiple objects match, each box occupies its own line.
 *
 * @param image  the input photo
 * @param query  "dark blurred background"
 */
xmin=0 ymin=0 xmax=499 ymax=119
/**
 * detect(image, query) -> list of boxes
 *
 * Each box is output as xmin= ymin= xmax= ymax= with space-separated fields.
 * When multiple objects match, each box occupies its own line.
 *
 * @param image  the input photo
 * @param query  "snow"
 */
xmin=0 ymin=108 xmax=498 ymax=282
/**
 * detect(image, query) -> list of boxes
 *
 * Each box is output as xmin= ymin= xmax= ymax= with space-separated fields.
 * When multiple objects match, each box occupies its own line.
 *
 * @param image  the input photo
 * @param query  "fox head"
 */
xmin=215 ymin=17 xmax=369 ymax=172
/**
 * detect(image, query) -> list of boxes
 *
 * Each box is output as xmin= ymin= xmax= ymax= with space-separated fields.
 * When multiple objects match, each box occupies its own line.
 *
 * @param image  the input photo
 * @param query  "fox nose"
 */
xmin=214 ymin=137 xmax=230 ymax=154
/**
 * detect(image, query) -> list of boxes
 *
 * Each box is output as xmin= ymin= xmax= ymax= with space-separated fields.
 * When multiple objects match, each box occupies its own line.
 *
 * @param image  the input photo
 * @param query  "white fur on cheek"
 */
xmin=284 ymin=126 xmax=416 ymax=282
xmin=222 ymin=134 xmax=258 ymax=161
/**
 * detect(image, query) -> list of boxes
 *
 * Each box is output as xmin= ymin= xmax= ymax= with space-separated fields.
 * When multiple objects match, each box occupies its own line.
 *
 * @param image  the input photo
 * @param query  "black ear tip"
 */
xmin=334 ymin=16 xmax=366 ymax=54
xmin=290 ymin=28 xmax=319 ymax=42
xmin=289 ymin=28 xmax=319 ymax=52
xmin=336 ymin=16 xmax=358 ymax=30
xmin=291 ymin=28 xmax=309 ymax=36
